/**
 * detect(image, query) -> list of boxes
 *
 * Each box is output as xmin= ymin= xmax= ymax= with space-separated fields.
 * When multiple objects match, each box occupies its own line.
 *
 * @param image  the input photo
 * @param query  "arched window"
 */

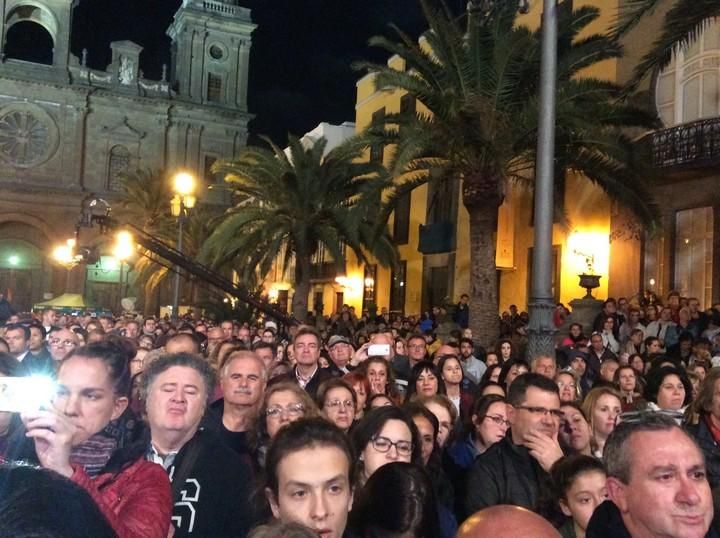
xmin=5 ymin=20 xmax=54 ymax=64
xmin=655 ymin=19 xmax=720 ymax=126
xmin=107 ymin=145 xmax=131 ymax=191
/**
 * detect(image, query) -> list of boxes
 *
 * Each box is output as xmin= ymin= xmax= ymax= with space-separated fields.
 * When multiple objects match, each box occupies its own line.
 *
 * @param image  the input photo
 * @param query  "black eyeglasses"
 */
xmin=370 ymin=435 xmax=413 ymax=456
xmin=483 ymin=414 xmax=511 ymax=427
xmin=514 ymin=405 xmax=564 ymax=420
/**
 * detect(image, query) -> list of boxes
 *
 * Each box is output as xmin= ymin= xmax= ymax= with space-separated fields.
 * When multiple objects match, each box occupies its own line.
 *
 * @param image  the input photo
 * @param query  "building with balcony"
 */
xmin=340 ymin=1 xmax=720 ymax=318
xmin=0 ymin=0 xmax=255 ymax=311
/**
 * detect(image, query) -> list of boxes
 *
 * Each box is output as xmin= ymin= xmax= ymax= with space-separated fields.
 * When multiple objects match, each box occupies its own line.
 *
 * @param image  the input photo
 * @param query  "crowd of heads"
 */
xmin=0 ymin=293 xmax=718 ymax=537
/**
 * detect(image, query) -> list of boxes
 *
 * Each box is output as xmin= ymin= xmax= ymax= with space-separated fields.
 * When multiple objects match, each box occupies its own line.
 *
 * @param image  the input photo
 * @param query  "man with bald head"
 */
xmin=206 ymin=326 xmax=225 ymax=357
xmin=164 ymin=333 xmax=201 ymax=355
xmin=457 ymin=505 xmax=560 ymax=538
xmin=205 ymin=350 xmax=267 ymax=457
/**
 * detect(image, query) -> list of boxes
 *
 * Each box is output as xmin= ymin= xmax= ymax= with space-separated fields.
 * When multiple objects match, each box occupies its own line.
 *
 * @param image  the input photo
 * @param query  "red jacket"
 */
xmin=71 ymin=458 xmax=172 ymax=538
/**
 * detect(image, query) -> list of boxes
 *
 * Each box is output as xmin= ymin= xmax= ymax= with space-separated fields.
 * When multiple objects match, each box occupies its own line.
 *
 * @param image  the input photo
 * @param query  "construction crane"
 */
xmin=76 ymin=195 xmax=298 ymax=326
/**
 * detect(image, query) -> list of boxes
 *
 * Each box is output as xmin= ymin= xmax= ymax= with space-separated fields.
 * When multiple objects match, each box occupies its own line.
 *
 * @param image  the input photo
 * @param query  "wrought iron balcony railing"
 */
xmin=310 ymin=262 xmax=340 ymax=281
xmin=648 ymin=117 xmax=720 ymax=170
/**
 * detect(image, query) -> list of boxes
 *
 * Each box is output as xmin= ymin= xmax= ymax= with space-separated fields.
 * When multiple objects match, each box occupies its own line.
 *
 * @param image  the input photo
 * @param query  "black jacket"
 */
xmin=284 ymin=365 xmax=333 ymax=398
xmin=163 ymin=428 xmax=254 ymax=537
xmin=391 ymin=354 xmax=412 ymax=381
xmin=585 ymin=501 xmax=632 ymax=538
xmin=688 ymin=417 xmax=720 ymax=489
xmin=464 ymin=435 xmax=551 ymax=515
xmin=17 ymin=351 xmax=54 ymax=377
xmin=587 ymin=500 xmax=720 ymax=538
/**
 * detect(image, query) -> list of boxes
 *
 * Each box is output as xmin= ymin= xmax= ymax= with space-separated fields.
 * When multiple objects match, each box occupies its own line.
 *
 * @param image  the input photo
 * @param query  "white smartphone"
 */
xmin=367 ymin=344 xmax=391 ymax=357
xmin=0 ymin=376 xmax=56 ymax=413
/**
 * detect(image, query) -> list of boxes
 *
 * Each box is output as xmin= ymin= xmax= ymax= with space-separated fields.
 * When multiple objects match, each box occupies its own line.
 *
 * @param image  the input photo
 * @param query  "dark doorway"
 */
xmin=5 ymin=22 xmax=54 ymax=65
xmin=424 ymin=266 xmax=449 ymax=312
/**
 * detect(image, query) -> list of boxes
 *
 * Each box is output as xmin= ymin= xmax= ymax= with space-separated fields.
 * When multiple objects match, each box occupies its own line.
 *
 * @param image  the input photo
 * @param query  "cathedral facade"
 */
xmin=0 ymin=0 xmax=254 ymax=311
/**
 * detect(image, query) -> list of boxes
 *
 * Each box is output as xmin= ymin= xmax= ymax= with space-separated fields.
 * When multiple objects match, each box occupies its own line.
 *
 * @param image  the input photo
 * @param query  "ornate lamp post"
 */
xmin=170 ymin=171 xmax=197 ymax=322
xmin=52 ymin=238 xmax=83 ymax=292
xmin=112 ymin=230 xmax=134 ymax=312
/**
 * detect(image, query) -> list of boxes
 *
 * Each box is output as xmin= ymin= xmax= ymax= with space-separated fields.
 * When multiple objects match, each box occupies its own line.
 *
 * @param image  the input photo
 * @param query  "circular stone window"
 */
xmin=0 ymin=103 xmax=59 ymax=168
xmin=209 ymin=44 xmax=225 ymax=60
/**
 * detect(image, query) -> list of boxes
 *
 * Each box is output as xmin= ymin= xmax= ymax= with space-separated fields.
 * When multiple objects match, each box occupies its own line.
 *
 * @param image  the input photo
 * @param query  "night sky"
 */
xmin=68 ymin=0 xmax=465 ymax=145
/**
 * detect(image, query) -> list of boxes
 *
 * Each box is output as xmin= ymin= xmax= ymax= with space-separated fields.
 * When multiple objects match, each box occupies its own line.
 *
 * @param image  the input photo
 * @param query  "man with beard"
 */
xmin=466 ymin=373 xmax=563 ymax=514
xmin=459 ymin=337 xmax=486 ymax=384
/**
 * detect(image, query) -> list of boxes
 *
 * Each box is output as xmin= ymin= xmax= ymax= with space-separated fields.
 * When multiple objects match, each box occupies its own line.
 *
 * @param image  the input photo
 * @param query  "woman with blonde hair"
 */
xmin=251 ymin=381 xmax=320 ymax=468
xmin=580 ymin=386 xmax=622 ymax=458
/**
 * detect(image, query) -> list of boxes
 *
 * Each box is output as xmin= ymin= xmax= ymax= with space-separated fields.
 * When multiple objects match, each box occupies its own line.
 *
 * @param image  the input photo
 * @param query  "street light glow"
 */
xmin=173 ymin=171 xmax=196 ymax=196
xmin=113 ymin=231 xmax=134 ymax=261
xmin=52 ymin=244 xmax=74 ymax=265
xmin=8 ymin=255 xmax=19 ymax=266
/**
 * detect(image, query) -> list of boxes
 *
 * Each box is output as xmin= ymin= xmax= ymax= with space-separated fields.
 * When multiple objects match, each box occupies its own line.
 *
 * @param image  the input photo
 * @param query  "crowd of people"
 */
xmin=0 ymin=292 xmax=719 ymax=537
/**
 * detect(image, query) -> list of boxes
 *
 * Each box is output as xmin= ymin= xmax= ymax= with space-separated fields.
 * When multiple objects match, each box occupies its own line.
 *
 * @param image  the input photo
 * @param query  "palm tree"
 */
xmin=358 ymin=0 xmax=658 ymax=347
xmin=114 ymin=169 xmax=174 ymax=313
xmin=201 ymin=135 xmax=397 ymax=322
xmin=117 ymin=168 xmax=174 ymax=232
xmin=614 ymin=0 xmax=719 ymax=90
xmin=116 ymin=169 xmax=217 ymax=313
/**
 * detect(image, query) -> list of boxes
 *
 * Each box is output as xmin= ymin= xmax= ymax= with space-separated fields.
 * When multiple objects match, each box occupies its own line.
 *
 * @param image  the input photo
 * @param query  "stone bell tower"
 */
xmin=167 ymin=0 xmax=255 ymax=111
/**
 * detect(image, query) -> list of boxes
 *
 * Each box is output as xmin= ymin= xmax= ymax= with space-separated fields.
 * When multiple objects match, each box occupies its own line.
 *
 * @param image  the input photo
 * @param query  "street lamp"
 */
xmin=52 ymin=238 xmax=82 ymax=291
xmin=170 ymin=171 xmax=197 ymax=321
xmin=112 ymin=230 xmax=134 ymax=311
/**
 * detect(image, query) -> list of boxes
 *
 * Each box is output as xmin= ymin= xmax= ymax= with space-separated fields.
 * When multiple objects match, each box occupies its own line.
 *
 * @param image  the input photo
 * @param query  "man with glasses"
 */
xmin=466 ymin=373 xmax=563 ymax=514
xmin=46 ymin=327 xmax=80 ymax=362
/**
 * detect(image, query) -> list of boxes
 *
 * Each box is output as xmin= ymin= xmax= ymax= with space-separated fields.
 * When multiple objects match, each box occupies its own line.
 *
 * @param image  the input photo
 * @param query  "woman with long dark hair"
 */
xmin=349 ymin=462 xmax=444 ymax=538
xmin=351 ymin=406 xmax=422 ymax=487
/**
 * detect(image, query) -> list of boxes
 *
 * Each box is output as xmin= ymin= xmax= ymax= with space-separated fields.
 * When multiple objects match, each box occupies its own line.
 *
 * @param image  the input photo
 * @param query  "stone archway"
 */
xmin=4 ymin=4 xmax=58 ymax=65
xmin=0 ymin=216 xmax=57 ymax=312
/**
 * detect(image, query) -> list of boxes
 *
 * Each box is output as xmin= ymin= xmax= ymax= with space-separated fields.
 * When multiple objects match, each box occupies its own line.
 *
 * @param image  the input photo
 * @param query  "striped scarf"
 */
xmin=70 ymin=433 xmax=117 ymax=477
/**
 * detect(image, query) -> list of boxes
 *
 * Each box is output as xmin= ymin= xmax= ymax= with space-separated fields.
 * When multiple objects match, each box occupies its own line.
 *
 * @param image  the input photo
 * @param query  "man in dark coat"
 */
xmin=465 ymin=373 xmax=563 ymax=515
xmin=143 ymin=353 xmax=254 ymax=537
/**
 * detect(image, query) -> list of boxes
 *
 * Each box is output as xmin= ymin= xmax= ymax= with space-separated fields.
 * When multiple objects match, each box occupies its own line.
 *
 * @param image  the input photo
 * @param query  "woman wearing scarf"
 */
xmin=11 ymin=341 xmax=171 ymax=538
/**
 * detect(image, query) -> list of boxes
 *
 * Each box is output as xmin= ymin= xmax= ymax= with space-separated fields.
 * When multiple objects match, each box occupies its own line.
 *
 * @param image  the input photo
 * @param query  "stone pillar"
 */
xmin=69 ymin=103 xmax=89 ymax=189
xmin=236 ymin=38 xmax=251 ymax=110
xmin=568 ymin=297 xmax=603 ymax=337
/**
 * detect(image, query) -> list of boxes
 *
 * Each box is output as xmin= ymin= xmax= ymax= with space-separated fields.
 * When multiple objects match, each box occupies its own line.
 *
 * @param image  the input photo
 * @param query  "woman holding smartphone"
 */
xmin=13 ymin=342 xmax=172 ymax=538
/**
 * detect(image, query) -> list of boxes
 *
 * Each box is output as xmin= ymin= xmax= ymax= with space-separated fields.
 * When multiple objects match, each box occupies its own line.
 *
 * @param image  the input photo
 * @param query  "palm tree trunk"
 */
xmin=292 ymin=256 xmax=311 ymax=323
xmin=464 ymin=178 xmax=503 ymax=350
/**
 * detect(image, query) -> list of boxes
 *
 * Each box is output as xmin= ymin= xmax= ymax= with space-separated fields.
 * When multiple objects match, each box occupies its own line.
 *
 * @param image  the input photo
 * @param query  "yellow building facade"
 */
xmin=270 ymin=0 xmax=720 ymax=316
xmin=343 ymin=0 xmax=634 ymax=318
